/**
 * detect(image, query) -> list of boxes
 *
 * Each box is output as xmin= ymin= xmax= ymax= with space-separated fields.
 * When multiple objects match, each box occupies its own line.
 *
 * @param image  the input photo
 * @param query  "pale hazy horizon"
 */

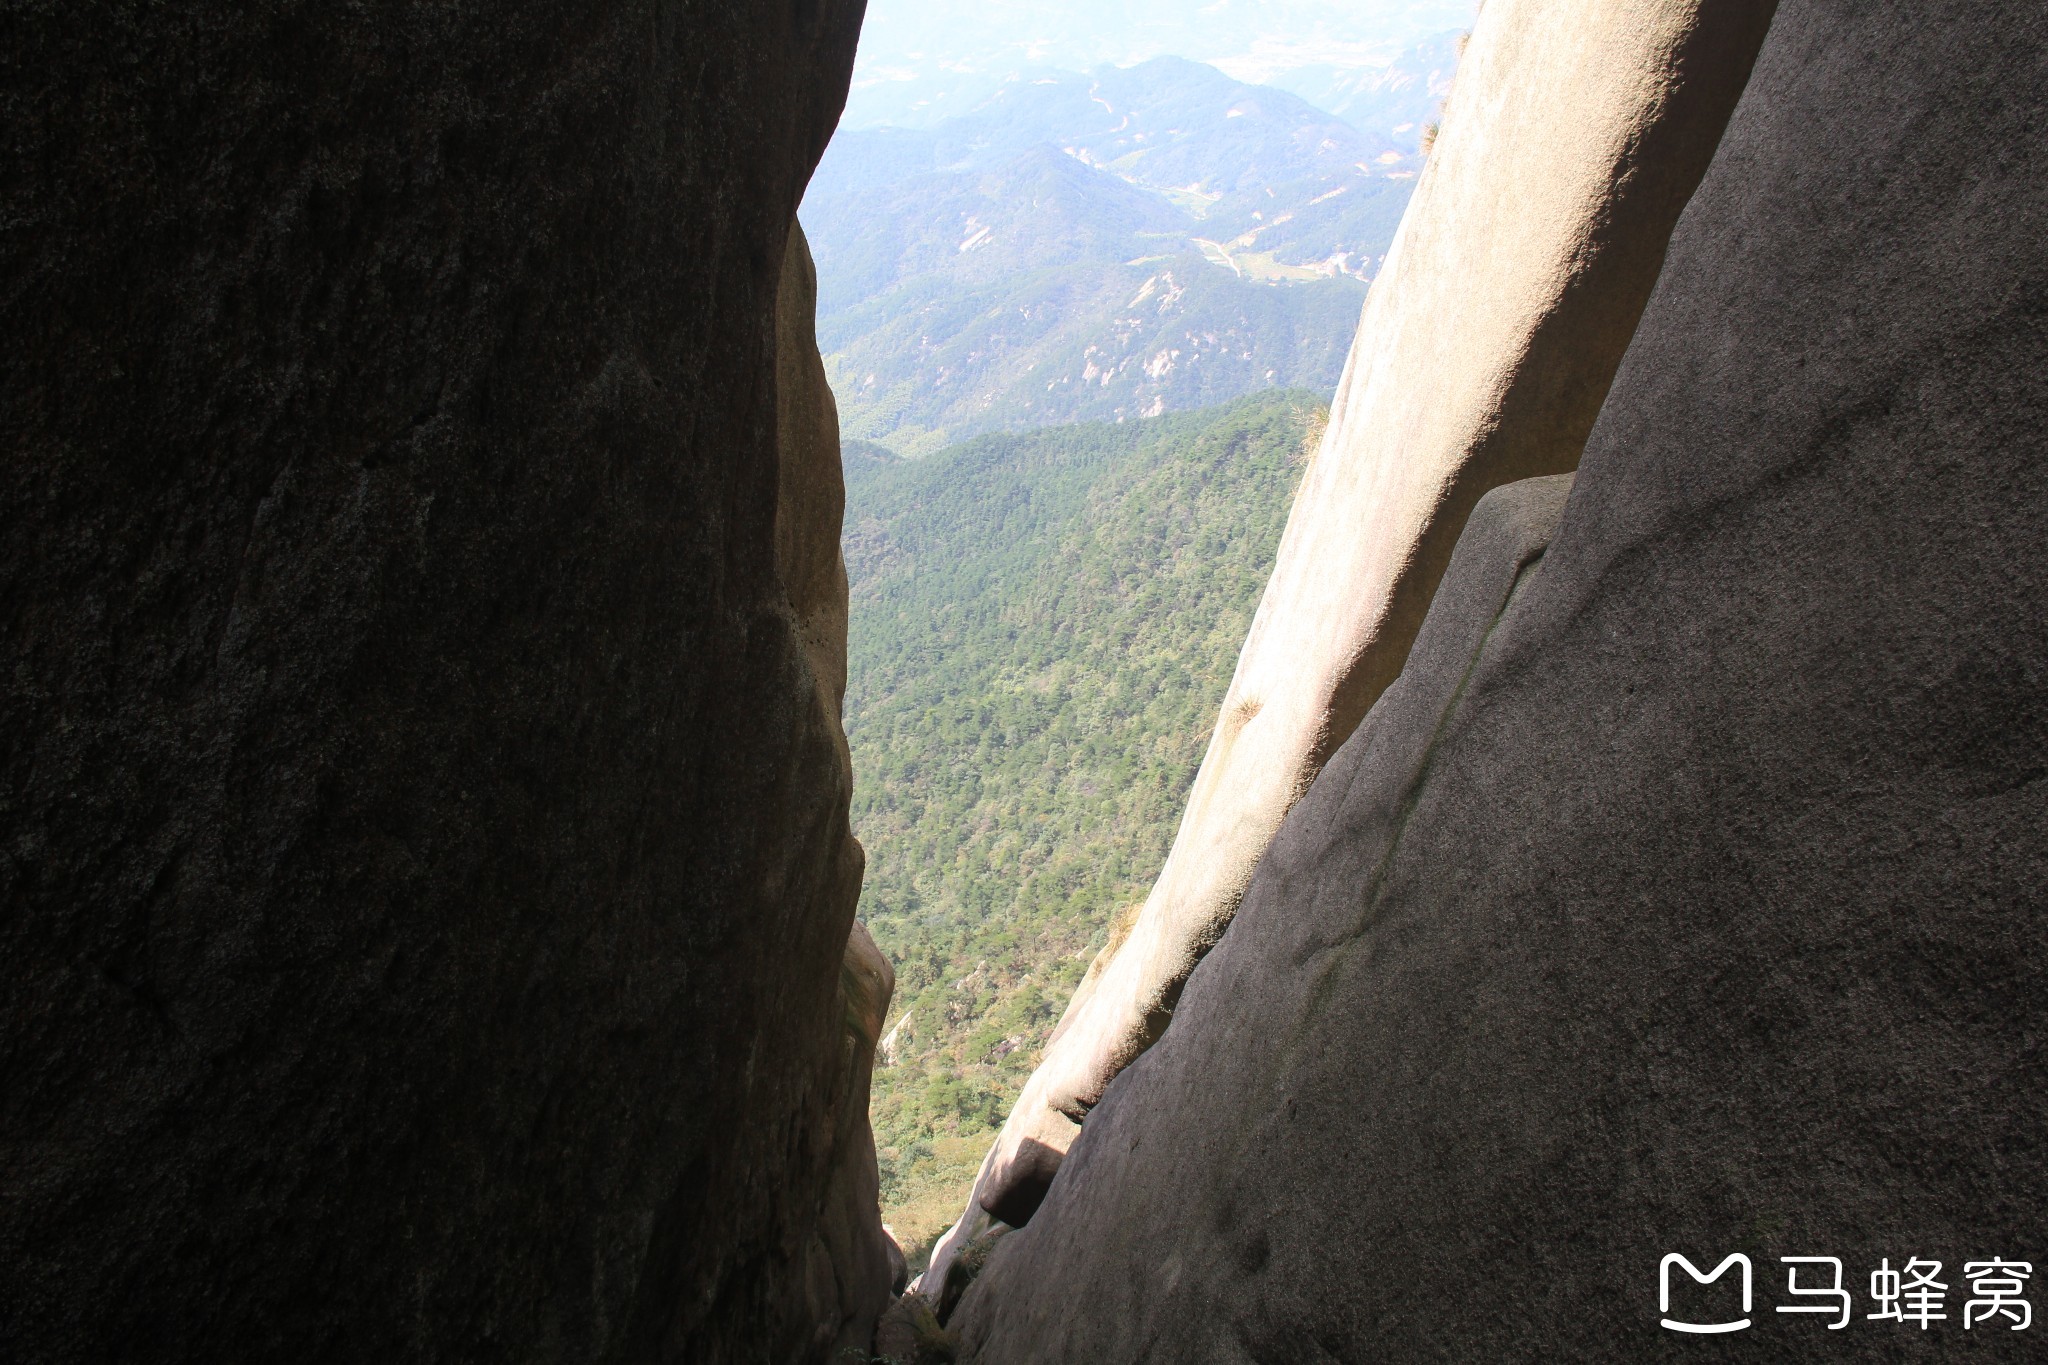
xmin=841 ymin=0 xmax=1476 ymax=128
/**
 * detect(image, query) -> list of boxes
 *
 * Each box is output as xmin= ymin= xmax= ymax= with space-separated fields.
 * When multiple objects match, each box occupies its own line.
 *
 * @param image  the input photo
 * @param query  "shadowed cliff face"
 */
xmin=954 ymin=0 xmax=2048 ymax=1358
xmin=0 ymin=2 xmax=886 ymax=1360
xmin=935 ymin=0 xmax=1781 ymax=1276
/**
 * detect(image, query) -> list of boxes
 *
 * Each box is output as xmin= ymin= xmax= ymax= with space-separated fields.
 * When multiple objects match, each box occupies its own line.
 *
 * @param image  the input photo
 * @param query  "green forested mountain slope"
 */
xmin=803 ymin=56 xmax=1424 ymax=454
xmin=823 ymin=256 xmax=1366 ymax=457
xmin=843 ymin=392 xmax=1321 ymax=1256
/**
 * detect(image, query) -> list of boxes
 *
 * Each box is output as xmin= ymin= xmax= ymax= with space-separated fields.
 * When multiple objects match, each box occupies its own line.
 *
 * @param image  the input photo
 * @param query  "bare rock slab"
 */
xmin=953 ymin=0 xmax=1780 ymax=1253
xmin=0 ymin=3 xmax=884 ymax=1361
xmin=955 ymin=1 xmax=2048 ymax=1358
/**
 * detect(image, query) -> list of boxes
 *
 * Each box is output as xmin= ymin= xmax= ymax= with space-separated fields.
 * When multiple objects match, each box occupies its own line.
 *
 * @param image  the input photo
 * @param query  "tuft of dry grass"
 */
xmin=1297 ymin=404 xmax=1329 ymax=466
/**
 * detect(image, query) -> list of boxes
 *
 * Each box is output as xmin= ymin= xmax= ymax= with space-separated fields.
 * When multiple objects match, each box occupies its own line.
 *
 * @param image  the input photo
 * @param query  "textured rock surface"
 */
xmin=956 ymin=0 xmax=1782 ymax=1245
xmin=956 ymin=0 xmax=2048 ymax=1357
xmin=781 ymin=223 xmax=899 ymax=1361
xmin=0 ymin=3 xmax=886 ymax=1361
xmin=873 ymin=1291 xmax=957 ymax=1365
xmin=813 ymin=919 xmax=900 ymax=1360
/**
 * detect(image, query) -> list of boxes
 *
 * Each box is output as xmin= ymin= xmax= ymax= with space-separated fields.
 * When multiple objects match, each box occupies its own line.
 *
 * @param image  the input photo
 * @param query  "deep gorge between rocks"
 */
xmin=3 ymin=2 xmax=2044 ymax=1362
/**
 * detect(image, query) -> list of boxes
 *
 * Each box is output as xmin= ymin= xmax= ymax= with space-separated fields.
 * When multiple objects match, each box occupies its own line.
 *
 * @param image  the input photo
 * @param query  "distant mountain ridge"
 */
xmin=838 ymin=0 xmax=1476 ymax=128
xmin=1264 ymin=30 xmax=1462 ymax=150
xmin=821 ymin=57 xmax=1400 ymax=197
xmin=803 ymin=51 xmax=1452 ymax=454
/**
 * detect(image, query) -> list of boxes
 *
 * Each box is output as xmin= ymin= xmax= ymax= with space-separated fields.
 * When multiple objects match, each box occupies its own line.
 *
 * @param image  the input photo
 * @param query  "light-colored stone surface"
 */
xmin=913 ymin=1158 xmax=1000 ymax=1311
xmin=812 ymin=920 xmax=899 ymax=1359
xmin=777 ymin=224 xmax=902 ymax=1359
xmin=953 ymin=4 xmax=2048 ymax=1351
xmin=939 ymin=0 xmax=1782 ymax=1256
xmin=778 ymin=224 xmax=854 ymax=717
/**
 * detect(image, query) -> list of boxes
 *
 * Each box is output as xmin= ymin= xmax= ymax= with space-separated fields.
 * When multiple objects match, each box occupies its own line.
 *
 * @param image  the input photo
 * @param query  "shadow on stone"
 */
xmin=977 ymin=1139 xmax=1062 ymax=1228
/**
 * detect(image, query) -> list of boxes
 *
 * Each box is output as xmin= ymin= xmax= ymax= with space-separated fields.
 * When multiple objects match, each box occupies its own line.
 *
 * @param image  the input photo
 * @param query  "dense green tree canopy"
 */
xmin=843 ymin=392 xmax=1320 ymax=1255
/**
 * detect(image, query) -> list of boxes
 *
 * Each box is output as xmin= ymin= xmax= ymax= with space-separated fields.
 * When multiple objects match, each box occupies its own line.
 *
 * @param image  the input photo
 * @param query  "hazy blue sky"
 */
xmin=842 ymin=0 xmax=1476 ymax=126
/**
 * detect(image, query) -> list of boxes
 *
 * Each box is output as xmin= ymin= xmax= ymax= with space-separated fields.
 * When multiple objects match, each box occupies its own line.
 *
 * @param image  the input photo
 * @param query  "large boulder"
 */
xmin=0 ymin=3 xmax=885 ymax=1361
xmin=954 ymin=0 xmax=2048 ymax=1357
xmin=950 ymin=0 xmax=1782 ymax=1253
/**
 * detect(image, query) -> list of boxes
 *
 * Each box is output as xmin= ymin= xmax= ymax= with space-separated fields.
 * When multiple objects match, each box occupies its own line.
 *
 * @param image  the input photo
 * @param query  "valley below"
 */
xmin=841 ymin=393 xmax=1324 ymax=1257
xmin=819 ymin=30 xmax=1458 ymax=1264
xmin=803 ymin=44 xmax=1454 ymax=454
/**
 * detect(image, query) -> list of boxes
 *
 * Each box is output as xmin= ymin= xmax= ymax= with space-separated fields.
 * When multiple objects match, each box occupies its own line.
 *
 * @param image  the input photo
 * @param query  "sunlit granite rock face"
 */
xmin=0 ymin=3 xmax=888 ymax=1361
xmin=954 ymin=0 xmax=2048 ymax=1357
xmin=936 ymin=0 xmax=1782 ymax=1270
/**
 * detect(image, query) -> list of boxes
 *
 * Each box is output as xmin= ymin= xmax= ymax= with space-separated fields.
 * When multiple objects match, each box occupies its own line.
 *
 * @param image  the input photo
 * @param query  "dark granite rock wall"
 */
xmin=1 ymin=1 xmax=883 ymax=1360
xmin=954 ymin=0 xmax=2048 ymax=1359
